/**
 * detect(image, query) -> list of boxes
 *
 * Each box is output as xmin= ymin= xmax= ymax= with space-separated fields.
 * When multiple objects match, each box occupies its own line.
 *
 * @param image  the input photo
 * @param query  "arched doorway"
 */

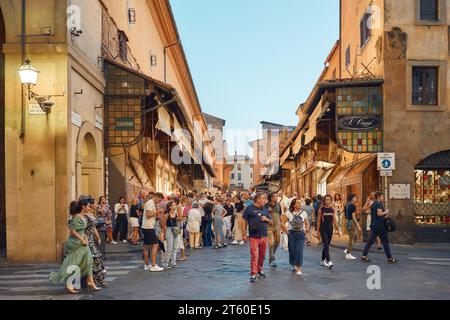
xmin=0 ymin=7 xmax=6 ymax=257
xmin=414 ymin=150 xmax=450 ymax=242
xmin=80 ymin=133 xmax=98 ymax=196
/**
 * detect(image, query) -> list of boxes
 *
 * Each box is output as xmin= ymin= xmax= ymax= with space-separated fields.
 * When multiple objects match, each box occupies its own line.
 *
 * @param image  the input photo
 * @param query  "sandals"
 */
xmin=388 ymin=258 xmax=399 ymax=264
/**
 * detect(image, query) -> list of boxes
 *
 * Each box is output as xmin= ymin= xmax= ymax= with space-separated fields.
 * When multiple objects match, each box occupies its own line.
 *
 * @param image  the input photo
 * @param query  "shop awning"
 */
xmin=319 ymin=167 xmax=335 ymax=184
xmin=327 ymin=155 xmax=376 ymax=187
xmin=280 ymin=147 xmax=291 ymax=166
xmin=293 ymin=133 xmax=303 ymax=155
xmin=177 ymin=178 xmax=193 ymax=193
xmin=129 ymin=156 xmax=153 ymax=190
xmin=156 ymin=107 xmax=173 ymax=137
xmin=111 ymin=155 xmax=142 ymax=188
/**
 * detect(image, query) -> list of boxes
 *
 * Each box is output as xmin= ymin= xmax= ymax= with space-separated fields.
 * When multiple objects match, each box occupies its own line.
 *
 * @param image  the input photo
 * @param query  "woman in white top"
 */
xmin=281 ymin=198 xmax=309 ymax=276
xmin=113 ymin=196 xmax=129 ymax=243
xmin=186 ymin=203 xmax=202 ymax=249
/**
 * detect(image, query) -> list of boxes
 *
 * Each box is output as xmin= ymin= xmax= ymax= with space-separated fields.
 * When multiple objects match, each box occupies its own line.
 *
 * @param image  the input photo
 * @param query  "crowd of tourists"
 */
xmin=51 ymin=187 xmax=399 ymax=292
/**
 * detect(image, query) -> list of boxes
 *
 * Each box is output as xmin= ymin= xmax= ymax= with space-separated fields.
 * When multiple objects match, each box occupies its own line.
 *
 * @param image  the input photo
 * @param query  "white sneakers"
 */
xmin=144 ymin=264 xmax=151 ymax=271
xmin=122 ymin=240 xmax=127 ymax=243
xmin=111 ymin=241 xmax=118 ymax=245
xmin=231 ymin=240 xmax=238 ymax=245
xmin=345 ymin=253 xmax=357 ymax=260
xmin=344 ymin=249 xmax=348 ymax=254
xmin=321 ymin=260 xmax=334 ymax=269
xmin=296 ymin=271 xmax=303 ymax=276
xmin=150 ymin=264 xmax=164 ymax=272
xmin=239 ymin=241 xmax=245 ymax=245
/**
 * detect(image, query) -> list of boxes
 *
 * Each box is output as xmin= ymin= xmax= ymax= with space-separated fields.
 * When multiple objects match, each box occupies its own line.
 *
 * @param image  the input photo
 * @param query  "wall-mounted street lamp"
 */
xmin=18 ymin=59 xmax=65 ymax=113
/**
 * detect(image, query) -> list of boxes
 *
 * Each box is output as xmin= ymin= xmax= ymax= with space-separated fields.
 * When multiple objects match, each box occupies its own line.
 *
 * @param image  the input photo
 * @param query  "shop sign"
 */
xmin=338 ymin=115 xmax=380 ymax=131
xmin=336 ymin=86 xmax=384 ymax=153
xmin=115 ymin=118 xmax=135 ymax=131
xmin=390 ymin=184 xmax=411 ymax=199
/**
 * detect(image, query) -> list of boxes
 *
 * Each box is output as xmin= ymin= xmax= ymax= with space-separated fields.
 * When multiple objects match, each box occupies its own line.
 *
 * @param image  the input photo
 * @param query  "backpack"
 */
xmin=384 ymin=217 xmax=397 ymax=232
xmin=290 ymin=211 xmax=305 ymax=232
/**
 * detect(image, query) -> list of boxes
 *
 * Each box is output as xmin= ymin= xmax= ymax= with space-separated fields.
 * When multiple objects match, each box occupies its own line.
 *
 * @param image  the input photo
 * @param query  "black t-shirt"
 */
xmin=235 ymin=201 xmax=245 ymax=213
xmin=345 ymin=203 xmax=357 ymax=221
xmin=166 ymin=214 xmax=177 ymax=228
xmin=223 ymin=204 xmax=234 ymax=217
xmin=371 ymin=200 xmax=385 ymax=229
xmin=320 ymin=206 xmax=334 ymax=230
xmin=243 ymin=205 xmax=272 ymax=238
xmin=130 ymin=205 xmax=141 ymax=219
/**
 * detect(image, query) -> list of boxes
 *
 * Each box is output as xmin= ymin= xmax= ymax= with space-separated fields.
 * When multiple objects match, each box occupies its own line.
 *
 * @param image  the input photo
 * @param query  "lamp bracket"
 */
xmin=28 ymin=90 xmax=65 ymax=114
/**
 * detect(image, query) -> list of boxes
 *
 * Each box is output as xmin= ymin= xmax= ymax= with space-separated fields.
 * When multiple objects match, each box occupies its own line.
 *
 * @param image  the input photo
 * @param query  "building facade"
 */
xmin=228 ymin=154 xmax=253 ymax=191
xmin=280 ymin=0 xmax=450 ymax=243
xmin=203 ymin=112 xmax=232 ymax=192
xmin=0 ymin=0 xmax=216 ymax=262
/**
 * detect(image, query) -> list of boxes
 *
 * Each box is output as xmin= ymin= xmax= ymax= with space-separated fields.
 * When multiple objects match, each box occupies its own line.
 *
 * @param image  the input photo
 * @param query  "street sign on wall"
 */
xmin=378 ymin=153 xmax=395 ymax=171
xmin=390 ymin=184 xmax=411 ymax=199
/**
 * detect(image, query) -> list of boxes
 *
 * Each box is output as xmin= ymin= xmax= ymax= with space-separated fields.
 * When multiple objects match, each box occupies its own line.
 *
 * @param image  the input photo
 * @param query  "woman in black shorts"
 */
xmin=317 ymin=195 xmax=339 ymax=269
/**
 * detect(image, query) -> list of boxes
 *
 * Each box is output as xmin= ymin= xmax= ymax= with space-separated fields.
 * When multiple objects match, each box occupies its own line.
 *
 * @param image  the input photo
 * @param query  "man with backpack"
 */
xmin=344 ymin=194 xmax=361 ymax=260
xmin=361 ymin=192 xmax=399 ymax=264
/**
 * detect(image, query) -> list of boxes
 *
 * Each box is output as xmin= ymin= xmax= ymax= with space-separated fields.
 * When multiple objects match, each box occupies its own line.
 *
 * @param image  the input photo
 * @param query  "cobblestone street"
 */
xmin=1 ymin=240 xmax=449 ymax=300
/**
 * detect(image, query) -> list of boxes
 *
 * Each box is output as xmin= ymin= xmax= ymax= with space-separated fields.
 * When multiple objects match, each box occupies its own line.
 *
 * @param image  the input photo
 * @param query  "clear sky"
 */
xmin=170 ymin=0 xmax=340 ymax=155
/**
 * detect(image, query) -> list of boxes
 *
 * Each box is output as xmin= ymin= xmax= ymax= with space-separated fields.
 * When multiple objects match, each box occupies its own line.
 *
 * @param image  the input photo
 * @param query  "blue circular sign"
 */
xmin=382 ymin=159 xmax=391 ymax=169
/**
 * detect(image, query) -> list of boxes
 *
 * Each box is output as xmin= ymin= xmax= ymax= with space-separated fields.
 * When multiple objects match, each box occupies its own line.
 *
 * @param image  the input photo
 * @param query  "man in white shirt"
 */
xmin=142 ymin=192 xmax=165 ymax=272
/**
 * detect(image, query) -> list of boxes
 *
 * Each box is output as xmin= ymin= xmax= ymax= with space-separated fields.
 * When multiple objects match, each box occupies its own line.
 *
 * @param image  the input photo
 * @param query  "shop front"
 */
xmin=414 ymin=150 xmax=450 ymax=242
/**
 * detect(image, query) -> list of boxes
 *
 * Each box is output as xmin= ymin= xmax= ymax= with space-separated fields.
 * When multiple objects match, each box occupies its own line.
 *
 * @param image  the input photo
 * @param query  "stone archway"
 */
xmin=75 ymin=122 xmax=103 ymax=200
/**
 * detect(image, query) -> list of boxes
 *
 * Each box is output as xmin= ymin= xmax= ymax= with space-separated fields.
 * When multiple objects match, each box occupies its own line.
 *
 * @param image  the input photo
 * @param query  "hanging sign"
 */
xmin=338 ymin=115 xmax=380 ymax=131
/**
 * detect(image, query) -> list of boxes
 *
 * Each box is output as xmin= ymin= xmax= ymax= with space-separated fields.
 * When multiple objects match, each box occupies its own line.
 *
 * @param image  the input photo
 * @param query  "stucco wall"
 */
xmin=382 ymin=0 xmax=450 ymax=242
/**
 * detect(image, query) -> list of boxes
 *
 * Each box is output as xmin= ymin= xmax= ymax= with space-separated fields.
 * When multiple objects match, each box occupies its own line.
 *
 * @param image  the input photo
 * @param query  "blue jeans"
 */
xmin=288 ymin=231 xmax=306 ymax=267
xmin=203 ymin=221 xmax=213 ymax=247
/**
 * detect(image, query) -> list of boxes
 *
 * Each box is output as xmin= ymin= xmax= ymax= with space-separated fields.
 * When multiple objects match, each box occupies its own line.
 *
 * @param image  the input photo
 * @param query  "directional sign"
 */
xmin=378 ymin=153 xmax=395 ymax=171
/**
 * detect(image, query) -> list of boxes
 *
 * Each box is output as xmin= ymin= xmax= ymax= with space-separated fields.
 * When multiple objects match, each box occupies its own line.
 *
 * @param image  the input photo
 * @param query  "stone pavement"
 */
xmin=0 ymin=239 xmax=449 ymax=300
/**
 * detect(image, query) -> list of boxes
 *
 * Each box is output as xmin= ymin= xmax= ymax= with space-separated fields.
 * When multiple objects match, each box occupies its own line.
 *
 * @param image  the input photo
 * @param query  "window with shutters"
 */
xmin=345 ymin=46 xmax=351 ymax=68
xmin=420 ymin=0 xmax=439 ymax=20
xmin=407 ymin=60 xmax=446 ymax=111
xmin=360 ymin=12 xmax=372 ymax=49
xmin=415 ymin=0 xmax=446 ymax=25
xmin=118 ymin=30 xmax=128 ymax=62
xmin=412 ymin=67 xmax=438 ymax=105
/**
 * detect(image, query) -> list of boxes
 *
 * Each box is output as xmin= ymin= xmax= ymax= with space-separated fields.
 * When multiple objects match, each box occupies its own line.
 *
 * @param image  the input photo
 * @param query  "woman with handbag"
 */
xmin=97 ymin=196 xmax=115 ymax=244
xmin=161 ymin=201 xmax=183 ymax=269
xmin=128 ymin=199 xmax=142 ymax=245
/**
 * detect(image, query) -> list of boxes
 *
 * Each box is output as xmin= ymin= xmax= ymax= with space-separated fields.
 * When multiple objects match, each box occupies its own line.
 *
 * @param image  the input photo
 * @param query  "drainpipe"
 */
xmin=20 ymin=0 xmax=26 ymax=139
xmin=163 ymin=41 xmax=179 ymax=83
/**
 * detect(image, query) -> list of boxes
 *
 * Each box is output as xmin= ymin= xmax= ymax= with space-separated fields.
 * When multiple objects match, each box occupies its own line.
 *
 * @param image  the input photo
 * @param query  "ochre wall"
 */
xmin=383 ymin=0 xmax=450 ymax=242
xmin=1 ymin=0 xmax=70 ymax=261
